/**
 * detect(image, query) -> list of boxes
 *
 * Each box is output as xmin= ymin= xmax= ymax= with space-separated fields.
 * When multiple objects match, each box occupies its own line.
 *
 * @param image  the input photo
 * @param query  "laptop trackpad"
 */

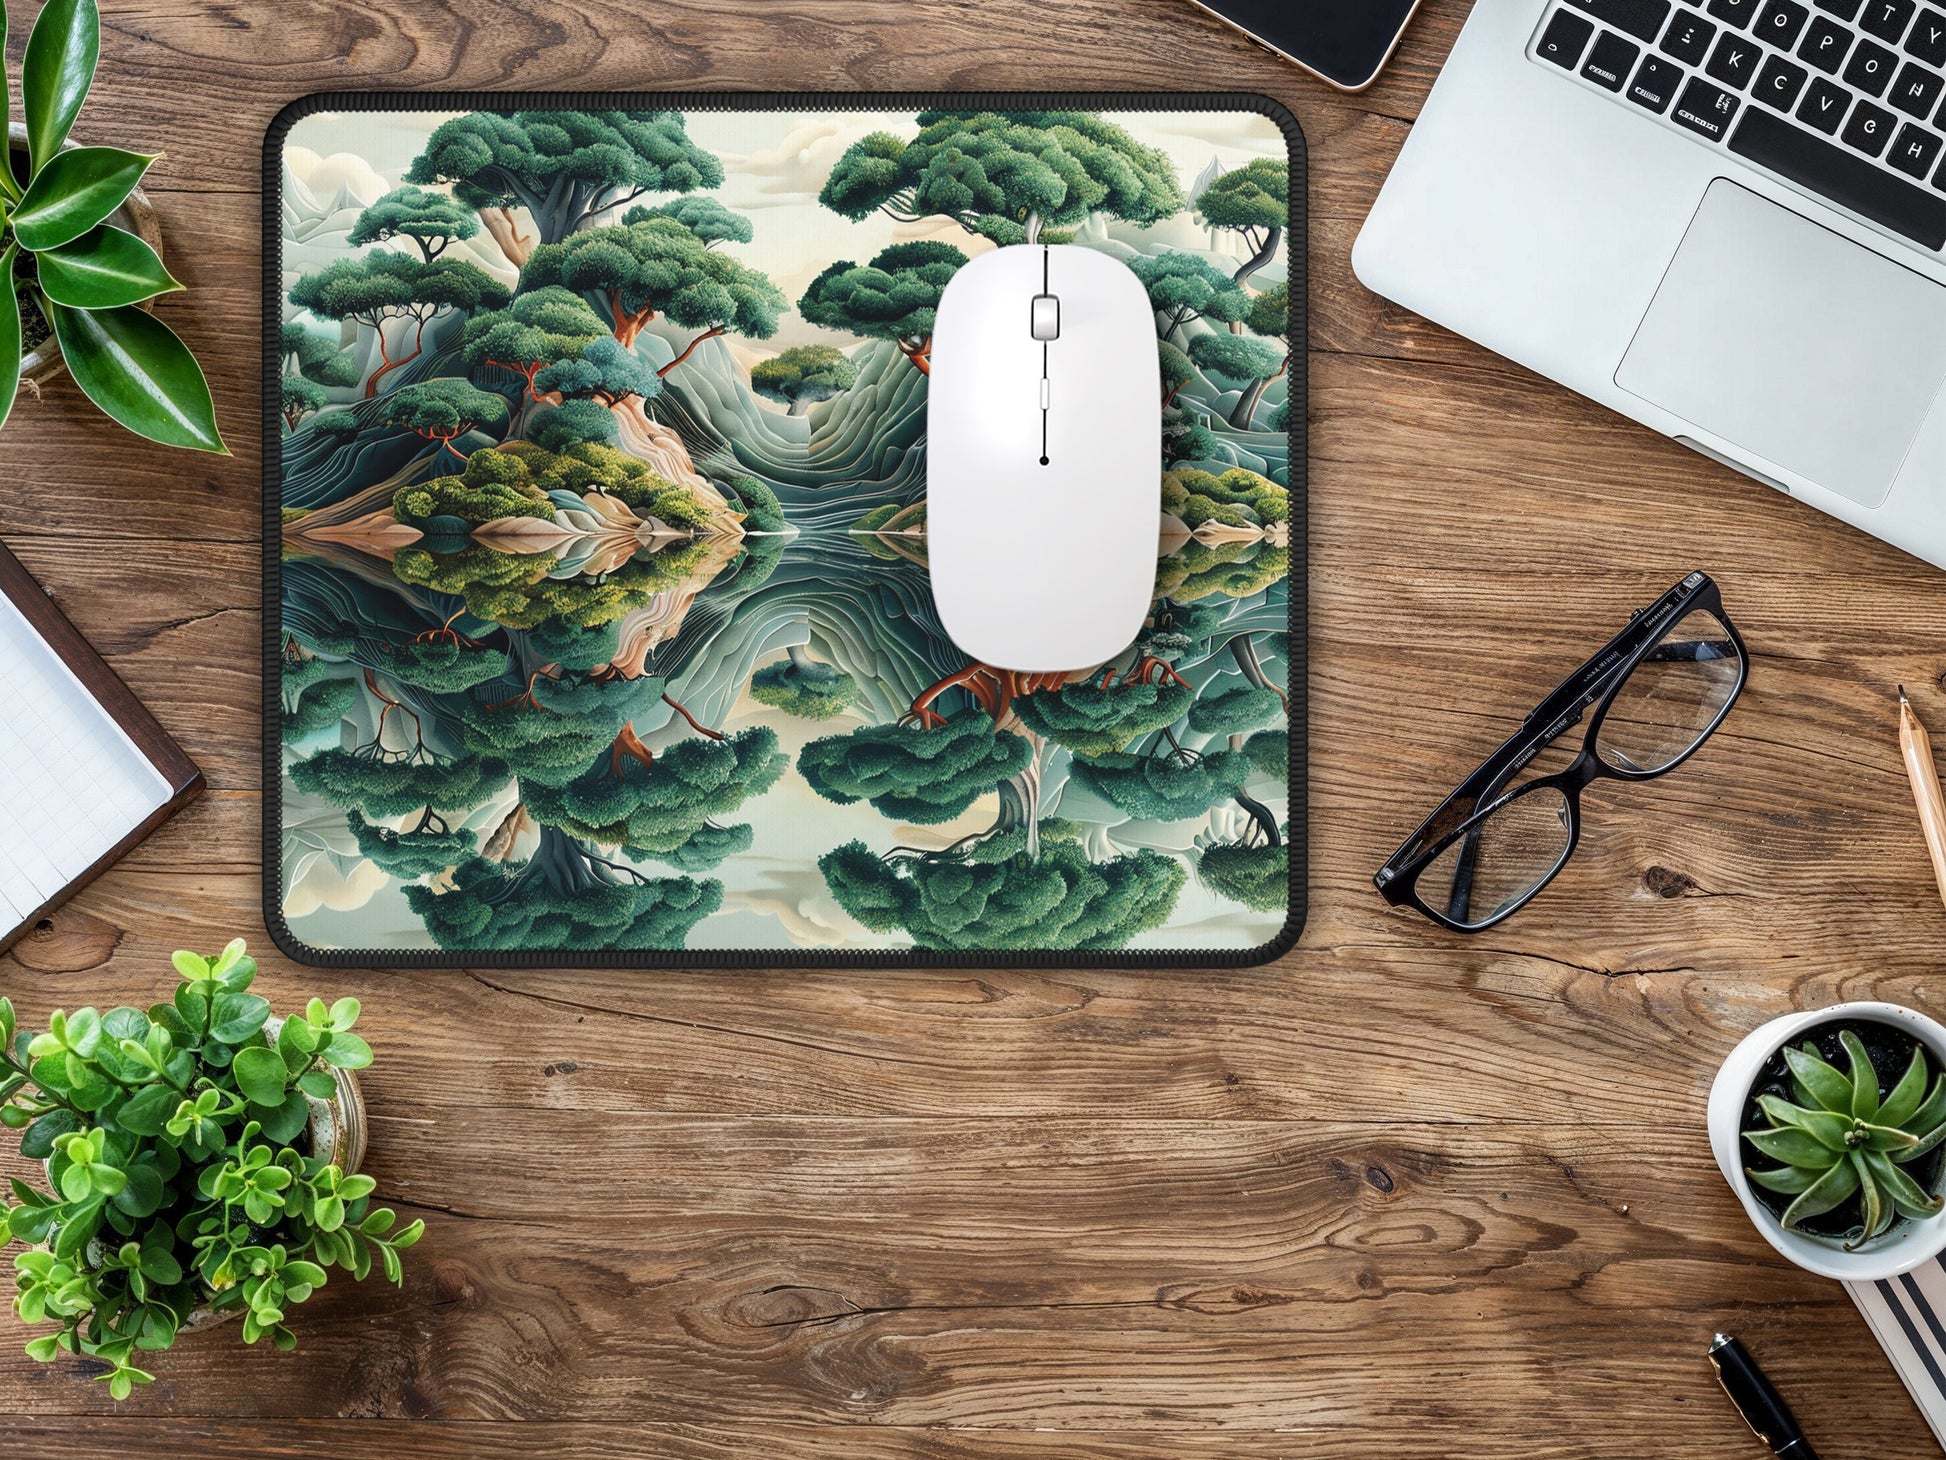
xmin=1616 ymin=179 xmax=1946 ymax=509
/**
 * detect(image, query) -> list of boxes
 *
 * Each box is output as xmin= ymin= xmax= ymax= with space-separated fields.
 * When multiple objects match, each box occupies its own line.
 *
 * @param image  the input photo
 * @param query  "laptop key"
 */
xmin=1730 ymin=104 xmax=1946 ymax=245
xmin=1709 ymin=30 xmax=1764 ymax=84
xmin=1586 ymin=29 xmax=1644 ymax=87
xmin=1891 ymin=59 xmax=1946 ymax=113
xmin=1888 ymin=120 xmax=1946 ymax=173
xmin=1799 ymin=75 xmax=1856 ymax=128
xmin=1674 ymin=74 xmax=1744 ymax=134
xmin=1664 ymin=9 xmax=1720 ymax=59
xmin=1843 ymin=96 xmax=1901 ymax=148
xmin=1539 ymin=7 xmax=1599 ymax=66
xmin=1567 ymin=0 xmax=1675 ymax=43
xmin=1862 ymin=0 xmax=1919 ymax=39
xmin=1800 ymin=14 xmax=1857 ymax=68
xmin=1758 ymin=0 xmax=1813 ymax=43
xmin=1757 ymin=52 xmax=1813 ymax=106
xmin=1709 ymin=0 xmax=1763 ymax=22
xmin=1844 ymin=36 xmax=1902 ymax=91
xmin=1910 ymin=7 xmax=1946 ymax=62
xmin=1631 ymin=53 xmax=1688 ymax=107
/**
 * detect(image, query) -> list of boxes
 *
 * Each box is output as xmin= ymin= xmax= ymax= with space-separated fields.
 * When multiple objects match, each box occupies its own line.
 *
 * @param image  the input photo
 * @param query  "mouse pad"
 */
xmin=266 ymin=93 xmax=1304 ymax=967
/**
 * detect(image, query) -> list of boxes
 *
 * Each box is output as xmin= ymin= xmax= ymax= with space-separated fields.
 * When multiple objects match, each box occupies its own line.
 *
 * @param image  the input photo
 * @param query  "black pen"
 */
xmin=1710 ymin=1333 xmax=1822 ymax=1460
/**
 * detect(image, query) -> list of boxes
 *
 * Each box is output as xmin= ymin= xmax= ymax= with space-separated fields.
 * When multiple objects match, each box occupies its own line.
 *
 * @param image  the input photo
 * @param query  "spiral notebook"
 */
xmin=0 ymin=540 xmax=203 ymax=950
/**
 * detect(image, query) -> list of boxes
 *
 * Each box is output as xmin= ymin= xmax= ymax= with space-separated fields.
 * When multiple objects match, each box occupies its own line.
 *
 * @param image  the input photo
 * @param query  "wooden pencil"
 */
xmin=1898 ymin=686 xmax=1946 ymax=915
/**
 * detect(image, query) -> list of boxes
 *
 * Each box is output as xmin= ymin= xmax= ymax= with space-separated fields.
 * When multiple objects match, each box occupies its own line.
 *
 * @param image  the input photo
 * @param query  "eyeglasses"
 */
xmin=1375 ymin=572 xmax=1747 ymax=933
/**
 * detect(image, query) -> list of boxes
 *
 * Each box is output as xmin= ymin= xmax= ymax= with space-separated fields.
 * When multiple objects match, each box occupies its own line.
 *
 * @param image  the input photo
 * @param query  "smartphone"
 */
xmin=1187 ymin=0 xmax=1422 ymax=92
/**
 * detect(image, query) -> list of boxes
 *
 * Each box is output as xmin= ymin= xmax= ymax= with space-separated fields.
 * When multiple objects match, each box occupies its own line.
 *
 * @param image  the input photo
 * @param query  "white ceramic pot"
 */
xmin=1709 ymin=1001 xmax=1946 ymax=1282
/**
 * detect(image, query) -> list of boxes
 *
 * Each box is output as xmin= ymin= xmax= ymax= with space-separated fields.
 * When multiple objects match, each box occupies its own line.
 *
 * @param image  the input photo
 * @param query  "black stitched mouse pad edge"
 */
xmin=264 ymin=91 xmax=1306 ymax=969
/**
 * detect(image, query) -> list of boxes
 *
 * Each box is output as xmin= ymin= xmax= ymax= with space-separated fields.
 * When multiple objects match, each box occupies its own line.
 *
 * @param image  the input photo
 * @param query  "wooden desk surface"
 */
xmin=3 ymin=0 xmax=1944 ymax=1453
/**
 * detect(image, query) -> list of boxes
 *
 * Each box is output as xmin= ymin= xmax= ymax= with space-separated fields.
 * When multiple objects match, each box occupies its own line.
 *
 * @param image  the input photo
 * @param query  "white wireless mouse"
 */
xmin=927 ymin=244 xmax=1160 ymax=674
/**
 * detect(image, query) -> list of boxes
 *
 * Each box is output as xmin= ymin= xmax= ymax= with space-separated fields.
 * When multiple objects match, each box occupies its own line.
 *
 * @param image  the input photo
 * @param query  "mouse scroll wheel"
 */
xmin=1030 ymin=294 xmax=1060 ymax=342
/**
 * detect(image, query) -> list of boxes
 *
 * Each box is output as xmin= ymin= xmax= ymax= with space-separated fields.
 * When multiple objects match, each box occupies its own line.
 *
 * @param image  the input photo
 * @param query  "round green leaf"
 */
xmin=45 ymin=299 xmax=227 ymax=453
xmin=323 ymin=1033 xmax=372 ymax=1071
xmin=111 ymin=1084 xmax=177 ymax=1138
xmin=208 ymin=991 xmax=270 ymax=1045
xmin=257 ymin=1088 xmax=309 ymax=1145
xmin=11 ymin=147 xmax=153 ymax=251
xmin=23 ymin=1335 xmax=60 ymax=1363
xmin=35 ymin=225 xmax=180 ymax=308
xmin=230 ymin=1046 xmax=290 ymax=1108
xmin=21 ymin=0 xmax=98 ymax=178
xmin=110 ymin=1162 xmax=162 ymax=1218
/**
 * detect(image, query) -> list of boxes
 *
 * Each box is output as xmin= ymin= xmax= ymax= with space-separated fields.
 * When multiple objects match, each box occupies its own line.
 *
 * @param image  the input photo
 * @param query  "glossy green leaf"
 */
xmin=1785 ymin=1042 xmax=1855 ymax=1115
xmin=10 ymin=147 xmax=150 ymax=251
xmin=18 ymin=1108 xmax=81 ymax=1161
xmin=46 ymin=299 xmax=227 ymax=454
xmin=1756 ymin=1095 xmax=1853 ymax=1150
xmin=0 ymin=246 xmax=20 ymax=435
xmin=208 ymin=991 xmax=270 ymax=1045
xmin=229 ymin=1045 xmax=288 ymax=1108
xmin=35 ymin=225 xmax=180 ymax=309
xmin=110 ymin=1161 xmax=162 ymax=1218
xmin=112 ymin=1083 xmax=176 ymax=1138
xmin=257 ymin=1089 xmax=309 ymax=1145
xmin=323 ymin=1032 xmax=372 ymax=1070
xmin=1862 ymin=1121 xmax=1922 ymax=1152
xmin=1744 ymin=1125 xmax=1838 ymax=1167
xmin=1864 ymin=1149 xmax=1944 ymax=1222
xmin=1905 ymin=1075 xmax=1946 ymax=1137
xmin=297 ymin=1068 xmax=336 ymax=1100
xmin=1856 ymin=1151 xmax=1889 ymax=1242
xmin=21 ymin=0 xmax=98 ymax=178
xmin=1880 ymin=1045 xmax=1932 ymax=1128
xmin=1781 ymin=1156 xmax=1861 ymax=1228
xmin=1748 ymin=1164 xmax=1821 ymax=1194
xmin=1843 ymin=1031 xmax=1881 ymax=1120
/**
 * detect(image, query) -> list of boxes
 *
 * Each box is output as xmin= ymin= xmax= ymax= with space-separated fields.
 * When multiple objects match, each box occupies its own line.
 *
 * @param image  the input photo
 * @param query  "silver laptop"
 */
xmin=1355 ymin=0 xmax=1946 ymax=568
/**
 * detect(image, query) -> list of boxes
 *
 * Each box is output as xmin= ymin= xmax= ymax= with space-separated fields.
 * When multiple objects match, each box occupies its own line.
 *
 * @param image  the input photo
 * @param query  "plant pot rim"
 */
xmin=7 ymin=122 xmax=164 ymax=385
xmin=1709 ymin=1001 xmax=1946 ymax=1282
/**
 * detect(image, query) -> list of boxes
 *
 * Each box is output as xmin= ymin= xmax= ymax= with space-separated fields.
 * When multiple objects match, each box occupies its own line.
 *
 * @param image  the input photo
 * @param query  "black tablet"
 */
xmin=1190 ymin=0 xmax=1421 ymax=91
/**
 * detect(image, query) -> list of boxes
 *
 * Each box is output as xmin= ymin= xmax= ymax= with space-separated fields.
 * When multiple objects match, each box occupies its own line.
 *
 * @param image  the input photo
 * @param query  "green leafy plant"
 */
xmin=1745 ymin=1030 xmax=1946 ymax=1247
xmin=0 ymin=940 xmax=420 ymax=1398
xmin=0 ymin=0 xmax=223 ymax=450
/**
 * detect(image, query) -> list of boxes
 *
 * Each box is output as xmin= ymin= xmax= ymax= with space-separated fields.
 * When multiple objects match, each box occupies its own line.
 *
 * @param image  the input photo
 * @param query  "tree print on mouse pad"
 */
xmin=269 ymin=95 xmax=1303 ymax=967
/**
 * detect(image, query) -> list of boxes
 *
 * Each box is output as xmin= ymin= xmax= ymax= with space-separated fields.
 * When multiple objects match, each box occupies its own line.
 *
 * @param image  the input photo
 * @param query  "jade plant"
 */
xmin=0 ymin=0 xmax=225 ymax=450
xmin=1744 ymin=1030 xmax=1946 ymax=1247
xmin=0 ymin=940 xmax=420 ymax=1398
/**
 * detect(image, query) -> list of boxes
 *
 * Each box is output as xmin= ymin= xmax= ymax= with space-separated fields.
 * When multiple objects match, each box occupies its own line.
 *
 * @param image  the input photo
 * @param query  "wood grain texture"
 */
xmin=3 ymin=0 xmax=1946 ymax=1453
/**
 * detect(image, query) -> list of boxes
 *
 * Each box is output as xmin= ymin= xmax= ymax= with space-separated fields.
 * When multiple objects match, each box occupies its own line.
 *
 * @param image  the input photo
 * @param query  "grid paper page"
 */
xmin=0 ymin=589 xmax=170 ymax=938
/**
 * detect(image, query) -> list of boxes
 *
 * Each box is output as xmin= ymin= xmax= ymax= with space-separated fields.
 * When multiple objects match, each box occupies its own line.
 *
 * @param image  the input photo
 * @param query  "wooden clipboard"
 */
xmin=0 ymin=538 xmax=203 ymax=953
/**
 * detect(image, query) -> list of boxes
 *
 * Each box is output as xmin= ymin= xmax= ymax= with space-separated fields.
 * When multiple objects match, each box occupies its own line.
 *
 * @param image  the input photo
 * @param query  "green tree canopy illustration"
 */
xmin=1242 ymin=728 xmax=1288 ymax=781
xmin=1013 ymin=678 xmax=1194 ymax=757
xmin=819 ymin=838 xmax=1185 ymax=951
xmin=280 ymin=667 xmax=357 ymax=742
xmin=626 ymin=195 xmax=752 ymax=247
xmin=1186 ymin=685 xmax=1284 ymax=737
xmin=1129 ymin=251 xmax=1250 ymax=341
xmin=520 ymin=213 xmax=786 ymax=367
xmin=751 ymin=646 xmax=857 ymax=720
xmin=1161 ymin=467 xmax=1289 ymax=530
xmin=396 ymin=537 xmax=711 ymax=633
xmin=289 ymin=252 xmax=510 ymax=397
xmin=381 ymin=378 xmax=509 ymax=456
xmin=799 ymin=709 xmax=1031 ymax=823
xmin=281 ymin=321 xmax=360 ymax=387
xmin=405 ymin=829 xmax=721 ymax=951
xmin=393 ymin=441 xmax=709 ymax=535
xmin=348 ymin=185 xmax=481 ymax=262
xmin=1159 ymin=339 xmax=1193 ymax=409
xmin=819 ymin=110 xmax=1185 ymax=245
xmin=405 ymin=110 xmax=724 ymax=248
xmin=751 ymin=345 xmax=858 ymax=414
xmin=1154 ymin=539 xmax=1290 ymax=603
xmin=533 ymin=335 xmax=662 ymax=407
xmin=522 ymin=725 xmax=784 ymax=871
xmin=462 ymin=286 xmax=609 ymax=400
xmin=457 ymin=674 xmax=665 ymax=788
xmin=289 ymin=748 xmax=513 ymax=820
xmin=380 ymin=638 xmax=511 ymax=695
xmin=529 ymin=399 xmax=619 ymax=452
xmin=1068 ymin=747 xmax=1250 ymax=822
xmin=346 ymin=810 xmax=478 ymax=880
xmin=1195 ymin=158 xmax=1288 ymax=286
xmin=1188 ymin=330 xmax=1287 ymax=431
xmin=281 ymin=375 xmax=327 ymax=432
xmin=393 ymin=445 xmax=556 ymax=528
xmin=796 ymin=241 xmax=968 ymax=375
xmin=726 ymin=475 xmax=784 ymax=533
xmin=1200 ymin=839 xmax=1286 ymax=912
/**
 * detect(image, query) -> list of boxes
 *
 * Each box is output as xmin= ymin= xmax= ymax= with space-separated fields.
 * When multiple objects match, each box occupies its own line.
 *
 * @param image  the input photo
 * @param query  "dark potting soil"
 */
xmin=1740 ymin=1018 xmax=1946 ymax=1242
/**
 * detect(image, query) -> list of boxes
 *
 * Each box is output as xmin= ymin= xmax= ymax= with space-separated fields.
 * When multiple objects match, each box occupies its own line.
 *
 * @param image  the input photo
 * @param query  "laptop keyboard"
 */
xmin=1530 ymin=0 xmax=1946 ymax=252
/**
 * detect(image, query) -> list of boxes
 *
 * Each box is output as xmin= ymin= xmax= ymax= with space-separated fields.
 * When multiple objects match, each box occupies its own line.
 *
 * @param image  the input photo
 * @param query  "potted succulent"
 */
xmin=0 ymin=0 xmax=223 ymax=451
xmin=1710 ymin=1001 xmax=1946 ymax=1281
xmin=0 ymin=940 xmax=420 ymax=1399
